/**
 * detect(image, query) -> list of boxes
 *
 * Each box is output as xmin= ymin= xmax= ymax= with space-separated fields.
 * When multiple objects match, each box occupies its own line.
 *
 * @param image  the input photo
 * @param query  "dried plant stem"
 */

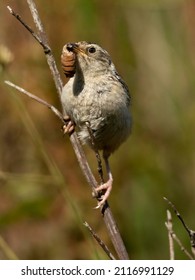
xmin=164 ymin=197 xmax=194 ymax=259
xmin=83 ymin=222 xmax=115 ymax=260
xmin=4 ymin=81 xmax=64 ymax=122
xmin=165 ymin=210 xmax=174 ymax=260
xmin=7 ymin=1 xmax=129 ymax=259
xmin=165 ymin=220 xmax=193 ymax=260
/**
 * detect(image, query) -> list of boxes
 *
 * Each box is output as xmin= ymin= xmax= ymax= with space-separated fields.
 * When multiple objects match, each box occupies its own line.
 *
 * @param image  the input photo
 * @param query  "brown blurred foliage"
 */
xmin=0 ymin=0 xmax=195 ymax=259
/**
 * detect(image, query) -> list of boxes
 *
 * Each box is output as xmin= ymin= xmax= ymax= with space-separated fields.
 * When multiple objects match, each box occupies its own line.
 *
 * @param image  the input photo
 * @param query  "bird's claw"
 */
xmin=62 ymin=115 xmax=75 ymax=135
xmin=94 ymin=178 xmax=113 ymax=208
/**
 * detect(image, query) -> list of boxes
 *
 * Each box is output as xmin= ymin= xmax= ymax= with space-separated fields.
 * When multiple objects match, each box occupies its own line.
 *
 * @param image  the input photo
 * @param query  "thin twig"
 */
xmin=5 ymin=80 xmax=64 ymax=123
xmin=83 ymin=222 xmax=115 ymax=260
xmin=165 ymin=220 xmax=193 ymax=260
xmin=164 ymin=197 xmax=190 ymax=233
xmin=7 ymin=6 xmax=50 ymax=54
xmin=26 ymin=1 xmax=63 ymax=97
xmin=164 ymin=197 xmax=195 ymax=259
xmin=165 ymin=210 xmax=174 ymax=260
xmin=7 ymin=3 xmax=63 ymax=97
xmin=7 ymin=1 xmax=129 ymax=260
xmin=26 ymin=0 xmax=46 ymax=35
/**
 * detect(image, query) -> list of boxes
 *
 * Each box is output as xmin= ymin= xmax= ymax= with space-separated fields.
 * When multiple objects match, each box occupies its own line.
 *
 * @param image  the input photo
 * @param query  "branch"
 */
xmin=83 ymin=222 xmax=115 ymax=260
xmin=165 ymin=218 xmax=193 ymax=260
xmin=165 ymin=210 xmax=174 ymax=260
xmin=7 ymin=1 xmax=129 ymax=260
xmin=164 ymin=197 xmax=195 ymax=259
xmin=7 ymin=3 xmax=63 ymax=97
xmin=4 ymin=80 xmax=64 ymax=123
xmin=7 ymin=6 xmax=50 ymax=54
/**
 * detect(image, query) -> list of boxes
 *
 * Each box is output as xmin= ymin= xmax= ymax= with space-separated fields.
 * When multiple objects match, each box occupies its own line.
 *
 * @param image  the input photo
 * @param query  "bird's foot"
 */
xmin=95 ymin=178 xmax=113 ymax=209
xmin=62 ymin=115 xmax=75 ymax=135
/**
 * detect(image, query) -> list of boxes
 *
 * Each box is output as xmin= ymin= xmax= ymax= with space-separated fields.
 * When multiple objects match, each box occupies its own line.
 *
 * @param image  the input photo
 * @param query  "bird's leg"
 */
xmin=62 ymin=115 xmax=75 ymax=135
xmin=95 ymin=154 xmax=113 ymax=208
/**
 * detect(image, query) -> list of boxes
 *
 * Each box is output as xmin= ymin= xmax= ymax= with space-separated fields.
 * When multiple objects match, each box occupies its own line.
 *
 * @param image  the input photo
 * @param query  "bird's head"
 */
xmin=65 ymin=41 xmax=114 ymax=77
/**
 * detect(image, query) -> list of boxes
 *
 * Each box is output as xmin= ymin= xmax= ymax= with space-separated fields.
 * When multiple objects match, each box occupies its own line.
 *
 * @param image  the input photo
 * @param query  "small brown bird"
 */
xmin=61 ymin=41 xmax=132 ymax=208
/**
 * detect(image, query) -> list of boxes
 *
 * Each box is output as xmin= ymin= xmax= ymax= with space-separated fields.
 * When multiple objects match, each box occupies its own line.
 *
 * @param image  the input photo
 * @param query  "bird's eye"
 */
xmin=88 ymin=46 xmax=96 ymax=53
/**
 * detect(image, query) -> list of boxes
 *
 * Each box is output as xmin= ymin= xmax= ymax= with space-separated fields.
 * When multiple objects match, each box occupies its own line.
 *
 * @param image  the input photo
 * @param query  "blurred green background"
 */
xmin=0 ymin=0 xmax=195 ymax=259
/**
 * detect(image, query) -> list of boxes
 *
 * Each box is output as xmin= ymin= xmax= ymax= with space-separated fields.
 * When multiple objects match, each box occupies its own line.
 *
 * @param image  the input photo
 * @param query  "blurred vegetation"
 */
xmin=0 ymin=0 xmax=195 ymax=259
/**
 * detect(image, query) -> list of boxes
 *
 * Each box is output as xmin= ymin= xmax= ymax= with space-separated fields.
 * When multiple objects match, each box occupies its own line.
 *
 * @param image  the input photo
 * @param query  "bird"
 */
xmin=61 ymin=41 xmax=132 ymax=208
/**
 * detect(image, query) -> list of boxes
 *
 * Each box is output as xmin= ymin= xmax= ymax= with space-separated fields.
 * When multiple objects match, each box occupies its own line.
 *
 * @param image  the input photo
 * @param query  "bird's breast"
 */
xmin=61 ymin=76 xmax=131 ymax=152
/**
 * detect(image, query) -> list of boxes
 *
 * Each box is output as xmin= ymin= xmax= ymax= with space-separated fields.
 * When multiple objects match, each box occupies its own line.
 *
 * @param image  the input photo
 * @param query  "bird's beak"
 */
xmin=66 ymin=43 xmax=85 ymax=55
